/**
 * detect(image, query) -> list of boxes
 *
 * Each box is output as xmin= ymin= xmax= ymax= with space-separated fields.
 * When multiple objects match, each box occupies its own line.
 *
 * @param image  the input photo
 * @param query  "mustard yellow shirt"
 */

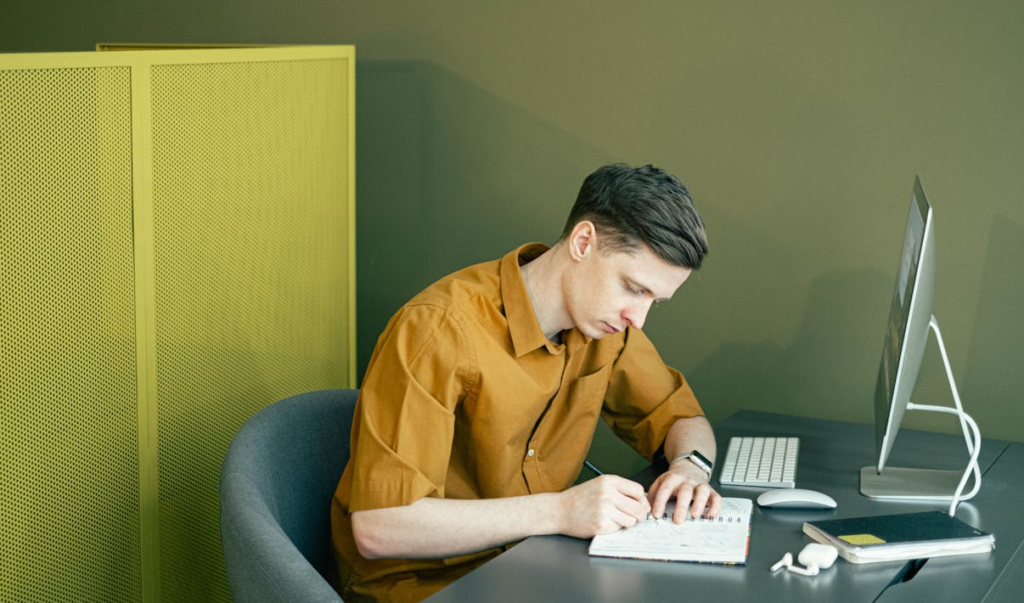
xmin=331 ymin=243 xmax=704 ymax=603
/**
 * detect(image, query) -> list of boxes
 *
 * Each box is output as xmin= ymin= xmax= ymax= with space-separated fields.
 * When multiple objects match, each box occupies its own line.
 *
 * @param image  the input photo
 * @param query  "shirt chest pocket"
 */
xmin=534 ymin=364 xmax=612 ymax=449
xmin=565 ymin=364 xmax=613 ymax=415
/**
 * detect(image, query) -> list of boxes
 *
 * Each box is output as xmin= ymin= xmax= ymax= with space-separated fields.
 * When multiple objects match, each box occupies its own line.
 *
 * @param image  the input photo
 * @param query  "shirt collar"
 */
xmin=500 ymin=243 xmax=566 ymax=357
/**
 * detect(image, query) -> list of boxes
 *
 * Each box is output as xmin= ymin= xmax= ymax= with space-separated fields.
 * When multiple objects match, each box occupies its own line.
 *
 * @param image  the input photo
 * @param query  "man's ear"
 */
xmin=568 ymin=220 xmax=596 ymax=262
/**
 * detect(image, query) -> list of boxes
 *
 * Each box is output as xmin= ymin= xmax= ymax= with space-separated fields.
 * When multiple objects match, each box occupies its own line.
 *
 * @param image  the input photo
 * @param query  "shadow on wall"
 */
xmin=962 ymin=214 xmax=1024 ymax=443
xmin=888 ymin=213 xmax=1024 ymax=444
xmin=691 ymin=212 xmax=1024 ymax=445
xmin=688 ymin=268 xmax=891 ymax=428
xmin=354 ymin=60 xmax=611 ymax=379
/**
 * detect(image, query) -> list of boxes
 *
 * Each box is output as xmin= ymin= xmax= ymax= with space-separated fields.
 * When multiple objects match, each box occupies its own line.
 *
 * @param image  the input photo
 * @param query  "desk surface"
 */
xmin=425 ymin=411 xmax=1024 ymax=603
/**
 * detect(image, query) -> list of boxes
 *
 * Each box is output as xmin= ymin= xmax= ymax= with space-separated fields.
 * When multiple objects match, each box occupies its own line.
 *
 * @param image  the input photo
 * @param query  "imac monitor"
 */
xmin=861 ymin=176 xmax=981 ymax=503
xmin=873 ymin=175 xmax=935 ymax=474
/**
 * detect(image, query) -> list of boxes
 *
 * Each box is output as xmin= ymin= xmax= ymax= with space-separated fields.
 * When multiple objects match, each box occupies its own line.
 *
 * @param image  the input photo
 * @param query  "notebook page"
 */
xmin=588 ymin=497 xmax=753 ymax=565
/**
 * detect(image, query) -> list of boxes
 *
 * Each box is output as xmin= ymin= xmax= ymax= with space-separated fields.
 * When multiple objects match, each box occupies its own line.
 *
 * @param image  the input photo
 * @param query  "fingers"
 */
xmin=596 ymin=506 xmax=646 ymax=534
xmin=647 ymin=474 xmax=675 ymax=519
xmin=704 ymin=488 xmax=723 ymax=518
xmin=673 ymin=482 xmax=714 ymax=523
xmin=605 ymin=475 xmax=651 ymax=522
xmin=671 ymin=482 xmax=698 ymax=523
xmin=648 ymin=474 xmax=724 ymax=524
xmin=563 ymin=475 xmax=652 ymax=537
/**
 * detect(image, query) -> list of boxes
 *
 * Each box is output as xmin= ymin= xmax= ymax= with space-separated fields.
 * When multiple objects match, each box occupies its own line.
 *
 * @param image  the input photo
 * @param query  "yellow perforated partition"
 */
xmin=0 ymin=63 xmax=141 ymax=603
xmin=149 ymin=54 xmax=353 ymax=601
xmin=0 ymin=46 xmax=355 ymax=603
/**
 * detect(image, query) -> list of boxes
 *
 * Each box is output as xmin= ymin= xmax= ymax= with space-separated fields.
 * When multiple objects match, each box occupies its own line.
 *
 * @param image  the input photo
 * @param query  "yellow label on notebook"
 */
xmin=839 ymin=533 xmax=886 ymax=545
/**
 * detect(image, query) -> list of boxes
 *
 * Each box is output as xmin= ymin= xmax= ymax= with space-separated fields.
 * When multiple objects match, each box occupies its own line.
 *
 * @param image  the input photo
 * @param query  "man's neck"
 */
xmin=518 ymin=245 xmax=572 ymax=341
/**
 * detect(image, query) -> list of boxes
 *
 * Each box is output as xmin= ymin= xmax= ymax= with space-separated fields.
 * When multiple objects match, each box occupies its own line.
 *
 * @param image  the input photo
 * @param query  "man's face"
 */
xmin=564 ymin=242 xmax=692 ymax=339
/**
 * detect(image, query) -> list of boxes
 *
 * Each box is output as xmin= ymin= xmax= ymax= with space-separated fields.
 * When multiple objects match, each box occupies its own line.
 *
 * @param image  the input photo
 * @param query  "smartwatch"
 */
xmin=670 ymin=450 xmax=714 ymax=480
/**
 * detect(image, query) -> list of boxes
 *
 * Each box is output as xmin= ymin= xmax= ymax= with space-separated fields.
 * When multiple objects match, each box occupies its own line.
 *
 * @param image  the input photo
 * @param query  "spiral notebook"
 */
xmin=588 ymin=497 xmax=753 ymax=565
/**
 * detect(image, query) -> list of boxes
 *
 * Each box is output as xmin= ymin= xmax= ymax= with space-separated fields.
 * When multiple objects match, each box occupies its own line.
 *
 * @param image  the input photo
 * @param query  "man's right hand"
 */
xmin=556 ymin=475 xmax=651 ymax=538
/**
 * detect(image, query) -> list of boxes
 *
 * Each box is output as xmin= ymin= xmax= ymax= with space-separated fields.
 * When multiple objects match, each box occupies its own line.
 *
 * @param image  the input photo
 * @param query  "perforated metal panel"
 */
xmin=149 ymin=56 xmax=352 ymax=601
xmin=0 ymin=66 xmax=142 ymax=601
xmin=0 ymin=46 xmax=355 ymax=603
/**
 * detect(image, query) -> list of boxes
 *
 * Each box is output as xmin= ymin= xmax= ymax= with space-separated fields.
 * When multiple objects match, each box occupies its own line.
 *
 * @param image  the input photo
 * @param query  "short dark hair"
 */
xmin=561 ymin=163 xmax=709 ymax=269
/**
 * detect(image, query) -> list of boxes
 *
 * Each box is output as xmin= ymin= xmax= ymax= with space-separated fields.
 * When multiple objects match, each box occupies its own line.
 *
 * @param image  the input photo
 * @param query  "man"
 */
xmin=331 ymin=164 xmax=720 ymax=603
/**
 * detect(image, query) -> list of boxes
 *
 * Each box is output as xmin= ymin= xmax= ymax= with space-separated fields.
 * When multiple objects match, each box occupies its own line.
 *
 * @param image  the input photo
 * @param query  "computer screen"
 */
xmin=862 ymin=177 xmax=981 ymax=508
xmin=872 ymin=176 xmax=935 ymax=473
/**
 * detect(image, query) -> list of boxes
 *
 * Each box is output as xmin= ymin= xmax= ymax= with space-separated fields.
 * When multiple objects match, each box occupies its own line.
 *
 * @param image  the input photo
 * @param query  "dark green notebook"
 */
xmin=803 ymin=511 xmax=994 ymax=564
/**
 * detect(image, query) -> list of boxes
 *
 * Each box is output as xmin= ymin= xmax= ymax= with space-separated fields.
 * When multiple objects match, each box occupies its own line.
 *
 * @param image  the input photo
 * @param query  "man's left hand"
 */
xmin=647 ymin=457 xmax=722 ymax=523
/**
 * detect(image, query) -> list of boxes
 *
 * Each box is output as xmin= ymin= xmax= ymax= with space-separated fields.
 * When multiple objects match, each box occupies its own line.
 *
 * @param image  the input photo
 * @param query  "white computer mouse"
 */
xmin=757 ymin=488 xmax=837 ymax=509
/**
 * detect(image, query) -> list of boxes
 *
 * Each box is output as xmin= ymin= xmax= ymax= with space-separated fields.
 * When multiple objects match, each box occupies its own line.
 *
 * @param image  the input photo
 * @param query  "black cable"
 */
xmin=871 ymin=558 xmax=929 ymax=603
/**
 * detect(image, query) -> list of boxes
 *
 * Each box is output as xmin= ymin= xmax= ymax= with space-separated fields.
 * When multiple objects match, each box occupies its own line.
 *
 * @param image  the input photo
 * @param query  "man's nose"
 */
xmin=623 ymin=299 xmax=653 ymax=330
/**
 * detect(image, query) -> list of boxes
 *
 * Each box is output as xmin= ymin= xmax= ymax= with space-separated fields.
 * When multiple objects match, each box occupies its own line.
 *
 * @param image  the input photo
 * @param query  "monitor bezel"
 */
xmin=873 ymin=176 xmax=936 ymax=473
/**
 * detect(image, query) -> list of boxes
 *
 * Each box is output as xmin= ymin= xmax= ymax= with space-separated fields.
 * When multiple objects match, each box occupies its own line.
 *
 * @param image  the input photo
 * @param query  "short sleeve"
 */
xmin=347 ymin=303 xmax=475 ymax=512
xmin=601 ymin=327 xmax=704 ymax=461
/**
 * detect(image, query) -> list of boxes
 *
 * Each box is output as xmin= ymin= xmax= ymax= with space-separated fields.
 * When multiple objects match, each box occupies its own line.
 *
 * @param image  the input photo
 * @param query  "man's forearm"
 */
xmin=352 ymin=493 xmax=563 ymax=560
xmin=663 ymin=415 xmax=717 ymax=475
xmin=351 ymin=472 xmax=654 ymax=560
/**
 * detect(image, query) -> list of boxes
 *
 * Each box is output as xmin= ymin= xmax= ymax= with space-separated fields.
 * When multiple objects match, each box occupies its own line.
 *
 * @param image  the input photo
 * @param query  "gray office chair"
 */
xmin=220 ymin=389 xmax=358 ymax=603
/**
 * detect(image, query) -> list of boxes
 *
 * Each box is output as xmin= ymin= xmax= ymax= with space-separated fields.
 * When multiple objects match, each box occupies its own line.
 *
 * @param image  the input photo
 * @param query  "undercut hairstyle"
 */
xmin=561 ymin=163 xmax=709 ymax=269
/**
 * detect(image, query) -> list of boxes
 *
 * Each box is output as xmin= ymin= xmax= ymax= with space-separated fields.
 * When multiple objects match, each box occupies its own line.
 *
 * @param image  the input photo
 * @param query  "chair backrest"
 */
xmin=220 ymin=389 xmax=358 ymax=603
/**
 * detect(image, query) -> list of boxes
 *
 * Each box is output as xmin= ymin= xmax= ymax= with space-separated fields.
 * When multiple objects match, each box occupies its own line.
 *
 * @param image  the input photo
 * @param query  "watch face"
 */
xmin=670 ymin=450 xmax=714 ymax=475
xmin=689 ymin=451 xmax=712 ymax=472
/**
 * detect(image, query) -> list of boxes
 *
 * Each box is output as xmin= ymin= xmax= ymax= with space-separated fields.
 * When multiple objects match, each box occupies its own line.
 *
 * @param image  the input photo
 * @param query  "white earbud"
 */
xmin=786 ymin=563 xmax=820 ymax=576
xmin=769 ymin=552 xmax=793 ymax=573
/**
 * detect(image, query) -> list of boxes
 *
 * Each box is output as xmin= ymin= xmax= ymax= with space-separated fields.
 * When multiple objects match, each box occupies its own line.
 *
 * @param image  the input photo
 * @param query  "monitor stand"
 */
xmin=859 ymin=466 xmax=970 ymax=500
xmin=860 ymin=315 xmax=982 ymax=514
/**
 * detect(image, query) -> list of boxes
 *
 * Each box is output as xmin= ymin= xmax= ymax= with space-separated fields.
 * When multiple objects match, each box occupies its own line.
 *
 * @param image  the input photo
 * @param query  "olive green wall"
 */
xmin=341 ymin=1 xmax=1024 ymax=476
xmin=3 ymin=1 xmax=1022 ymax=479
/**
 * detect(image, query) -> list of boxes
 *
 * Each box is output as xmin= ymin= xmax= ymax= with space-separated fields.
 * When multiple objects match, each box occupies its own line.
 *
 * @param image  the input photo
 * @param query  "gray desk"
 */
xmin=425 ymin=411 xmax=1024 ymax=603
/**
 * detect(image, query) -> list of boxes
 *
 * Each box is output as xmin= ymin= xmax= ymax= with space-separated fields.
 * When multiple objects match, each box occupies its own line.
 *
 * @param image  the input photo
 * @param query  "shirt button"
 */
xmin=527 ymin=448 xmax=535 ymax=457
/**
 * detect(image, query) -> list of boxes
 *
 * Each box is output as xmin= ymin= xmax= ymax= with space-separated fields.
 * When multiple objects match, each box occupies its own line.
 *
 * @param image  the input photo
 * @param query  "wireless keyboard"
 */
xmin=718 ymin=436 xmax=799 ymax=488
